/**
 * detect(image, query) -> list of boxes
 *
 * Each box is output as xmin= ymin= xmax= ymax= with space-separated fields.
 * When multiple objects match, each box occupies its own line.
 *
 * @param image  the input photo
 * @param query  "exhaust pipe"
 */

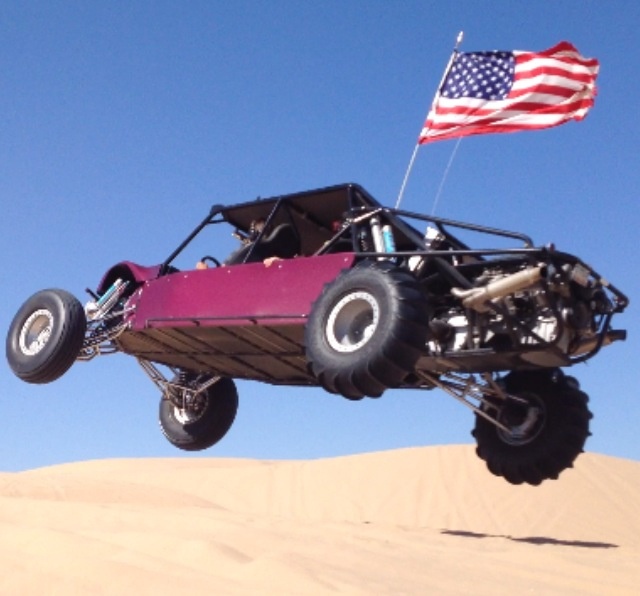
xmin=451 ymin=265 xmax=546 ymax=313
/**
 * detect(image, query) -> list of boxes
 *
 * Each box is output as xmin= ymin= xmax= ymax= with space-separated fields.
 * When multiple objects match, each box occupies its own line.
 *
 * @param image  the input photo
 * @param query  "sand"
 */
xmin=1 ymin=445 xmax=639 ymax=594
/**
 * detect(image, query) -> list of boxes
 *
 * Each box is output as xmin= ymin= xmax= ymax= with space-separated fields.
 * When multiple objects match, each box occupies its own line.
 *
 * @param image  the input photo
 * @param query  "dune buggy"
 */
xmin=6 ymin=183 xmax=628 ymax=485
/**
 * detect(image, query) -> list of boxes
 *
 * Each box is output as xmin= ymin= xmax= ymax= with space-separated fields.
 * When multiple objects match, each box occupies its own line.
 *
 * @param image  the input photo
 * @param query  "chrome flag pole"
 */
xmin=395 ymin=31 xmax=464 ymax=210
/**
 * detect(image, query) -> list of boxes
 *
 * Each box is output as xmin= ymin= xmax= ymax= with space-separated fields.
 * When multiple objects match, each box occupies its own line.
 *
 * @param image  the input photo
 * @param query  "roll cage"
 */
xmin=159 ymin=183 xmax=626 ymax=311
xmin=161 ymin=183 xmax=537 ymax=270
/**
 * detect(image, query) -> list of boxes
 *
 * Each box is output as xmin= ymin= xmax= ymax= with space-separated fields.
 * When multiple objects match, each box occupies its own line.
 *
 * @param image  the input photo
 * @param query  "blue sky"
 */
xmin=1 ymin=1 xmax=638 ymax=471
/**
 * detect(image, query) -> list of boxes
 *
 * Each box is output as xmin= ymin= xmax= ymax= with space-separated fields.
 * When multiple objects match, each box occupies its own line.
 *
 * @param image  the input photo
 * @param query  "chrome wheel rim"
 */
xmin=326 ymin=291 xmax=379 ymax=353
xmin=19 ymin=309 xmax=54 ymax=356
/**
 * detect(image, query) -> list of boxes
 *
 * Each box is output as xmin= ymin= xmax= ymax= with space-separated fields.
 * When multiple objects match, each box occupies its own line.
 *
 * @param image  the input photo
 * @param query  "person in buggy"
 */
xmin=197 ymin=218 xmax=300 ymax=269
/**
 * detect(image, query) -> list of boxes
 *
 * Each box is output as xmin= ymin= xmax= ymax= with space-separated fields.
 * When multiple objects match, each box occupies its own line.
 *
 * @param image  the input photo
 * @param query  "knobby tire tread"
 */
xmin=472 ymin=371 xmax=592 ymax=486
xmin=305 ymin=261 xmax=429 ymax=399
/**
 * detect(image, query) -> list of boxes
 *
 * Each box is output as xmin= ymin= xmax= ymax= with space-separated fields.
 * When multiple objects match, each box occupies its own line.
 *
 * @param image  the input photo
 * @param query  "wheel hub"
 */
xmin=19 ymin=309 xmax=54 ymax=356
xmin=497 ymin=395 xmax=545 ymax=446
xmin=325 ymin=291 xmax=379 ymax=353
xmin=169 ymin=386 xmax=206 ymax=424
xmin=173 ymin=405 xmax=200 ymax=424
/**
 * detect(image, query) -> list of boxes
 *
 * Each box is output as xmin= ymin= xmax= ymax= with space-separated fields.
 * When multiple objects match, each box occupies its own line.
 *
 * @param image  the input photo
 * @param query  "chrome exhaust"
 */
xmin=451 ymin=265 xmax=546 ymax=313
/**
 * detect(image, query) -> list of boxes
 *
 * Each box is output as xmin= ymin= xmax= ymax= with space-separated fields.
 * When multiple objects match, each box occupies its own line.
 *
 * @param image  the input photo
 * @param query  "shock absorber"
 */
xmin=167 ymin=369 xmax=190 ymax=408
xmin=85 ymin=279 xmax=130 ymax=320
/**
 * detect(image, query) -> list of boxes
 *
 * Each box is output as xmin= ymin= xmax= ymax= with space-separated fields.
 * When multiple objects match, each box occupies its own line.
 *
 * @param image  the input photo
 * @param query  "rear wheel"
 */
xmin=6 ymin=289 xmax=86 ymax=384
xmin=472 ymin=369 xmax=592 ymax=485
xmin=305 ymin=261 xmax=429 ymax=399
xmin=159 ymin=375 xmax=238 ymax=451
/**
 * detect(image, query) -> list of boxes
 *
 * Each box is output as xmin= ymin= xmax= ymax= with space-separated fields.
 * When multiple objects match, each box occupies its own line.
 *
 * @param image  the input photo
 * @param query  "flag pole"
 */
xmin=395 ymin=31 xmax=464 ymax=210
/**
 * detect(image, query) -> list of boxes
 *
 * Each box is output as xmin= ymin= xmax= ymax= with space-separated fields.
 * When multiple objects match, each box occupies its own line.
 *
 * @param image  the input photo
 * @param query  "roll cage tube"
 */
xmin=234 ymin=197 xmax=291 ymax=264
xmin=160 ymin=197 xmax=304 ymax=271
xmin=161 ymin=204 xmax=226 ymax=274
xmin=312 ymin=204 xmax=535 ymax=266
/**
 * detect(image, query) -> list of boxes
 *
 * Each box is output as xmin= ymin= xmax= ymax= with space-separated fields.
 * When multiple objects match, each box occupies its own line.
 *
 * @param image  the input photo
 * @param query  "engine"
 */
xmin=426 ymin=262 xmax=609 ymax=358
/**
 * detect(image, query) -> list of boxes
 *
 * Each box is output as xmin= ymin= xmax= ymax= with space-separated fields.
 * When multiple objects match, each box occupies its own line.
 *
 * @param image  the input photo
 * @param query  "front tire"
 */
xmin=472 ymin=370 xmax=592 ymax=486
xmin=305 ymin=261 xmax=429 ymax=399
xmin=159 ymin=375 xmax=238 ymax=451
xmin=6 ymin=289 xmax=86 ymax=384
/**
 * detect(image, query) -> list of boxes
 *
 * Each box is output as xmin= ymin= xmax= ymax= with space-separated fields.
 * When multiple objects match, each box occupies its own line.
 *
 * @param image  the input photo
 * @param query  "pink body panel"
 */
xmin=128 ymin=253 xmax=356 ymax=330
xmin=96 ymin=261 xmax=163 ymax=295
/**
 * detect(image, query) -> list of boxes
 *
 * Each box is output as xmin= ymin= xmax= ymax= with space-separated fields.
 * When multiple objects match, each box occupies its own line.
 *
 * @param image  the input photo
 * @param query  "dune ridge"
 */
xmin=1 ymin=445 xmax=639 ymax=594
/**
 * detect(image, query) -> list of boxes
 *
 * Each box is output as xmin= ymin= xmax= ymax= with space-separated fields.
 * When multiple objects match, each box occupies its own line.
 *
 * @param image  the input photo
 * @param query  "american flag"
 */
xmin=419 ymin=41 xmax=599 ymax=144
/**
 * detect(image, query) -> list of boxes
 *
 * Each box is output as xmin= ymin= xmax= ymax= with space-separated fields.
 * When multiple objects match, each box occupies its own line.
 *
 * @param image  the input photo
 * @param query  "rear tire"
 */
xmin=159 ymin=375 xmax=238 ymax=451
xmin=6 ymin=289 xmax=86 ymax=384
xmin=305 ymin=261 xmax=429 ymax=399
xmin=472 ymin=369 xmax=592 ymax=486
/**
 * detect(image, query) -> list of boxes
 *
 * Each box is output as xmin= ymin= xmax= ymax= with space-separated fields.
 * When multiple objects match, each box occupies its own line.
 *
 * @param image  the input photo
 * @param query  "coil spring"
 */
xmin=358 ymin=227 xmax=372 ymax=251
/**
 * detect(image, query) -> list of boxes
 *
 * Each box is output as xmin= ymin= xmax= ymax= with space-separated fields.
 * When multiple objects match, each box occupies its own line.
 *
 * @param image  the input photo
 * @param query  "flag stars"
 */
xmin=441 ymin=50 xmax=515 ymax=100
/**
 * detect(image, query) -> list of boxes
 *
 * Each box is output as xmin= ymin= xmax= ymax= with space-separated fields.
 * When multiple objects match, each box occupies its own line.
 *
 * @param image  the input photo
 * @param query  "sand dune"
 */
xmin=1 ymin=445 xmax=639 ymax=594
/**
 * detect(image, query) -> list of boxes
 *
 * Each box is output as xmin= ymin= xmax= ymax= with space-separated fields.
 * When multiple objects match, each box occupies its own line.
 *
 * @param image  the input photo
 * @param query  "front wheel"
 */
xmin=159 ymin=375 xmax=238 ymax=451
xmin=6 ymin=289 xmax=86 ymax=384
xmin=472 ymin=369 xmax=592 ymax=486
